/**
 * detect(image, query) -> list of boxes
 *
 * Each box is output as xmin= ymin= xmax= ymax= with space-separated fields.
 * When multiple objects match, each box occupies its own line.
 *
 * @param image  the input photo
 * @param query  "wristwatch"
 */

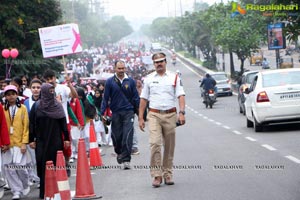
xmin=179 ymin=110 xmax=185 ymax=115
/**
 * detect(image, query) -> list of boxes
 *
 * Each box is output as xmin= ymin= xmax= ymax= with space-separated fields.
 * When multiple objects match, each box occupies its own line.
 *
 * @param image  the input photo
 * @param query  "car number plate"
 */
xmin=280 ymin=93 xmax=300 ymax=100
xmin=209 ymin=93 xmax=214 ymax=97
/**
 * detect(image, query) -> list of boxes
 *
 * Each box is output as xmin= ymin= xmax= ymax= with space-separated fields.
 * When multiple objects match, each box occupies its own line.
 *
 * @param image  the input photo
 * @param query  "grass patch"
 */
xmin=177 ymin=51 xmax=203 ymax=65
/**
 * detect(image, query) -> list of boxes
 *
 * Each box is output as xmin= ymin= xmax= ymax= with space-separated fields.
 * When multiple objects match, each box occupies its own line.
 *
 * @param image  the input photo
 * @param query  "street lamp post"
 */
xmin=222 ymin=51 xmax=225 ymax=71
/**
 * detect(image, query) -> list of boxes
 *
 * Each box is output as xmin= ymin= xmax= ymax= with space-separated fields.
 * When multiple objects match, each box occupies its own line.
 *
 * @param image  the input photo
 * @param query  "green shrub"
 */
xmin=184 ymin=52 xmax=192 ymax=58
xmin=202 ymin=61 xmax=216 ymax=70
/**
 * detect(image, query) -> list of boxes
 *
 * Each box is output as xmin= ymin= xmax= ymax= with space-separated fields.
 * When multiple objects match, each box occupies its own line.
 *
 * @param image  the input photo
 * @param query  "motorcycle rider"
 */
xmin=200 ymin=73 xmax=216 ymax=103
xmin=262 ymin=58 xmax=270 ymax=69
xmin=171 ymin=52 xmax=177 ymax=66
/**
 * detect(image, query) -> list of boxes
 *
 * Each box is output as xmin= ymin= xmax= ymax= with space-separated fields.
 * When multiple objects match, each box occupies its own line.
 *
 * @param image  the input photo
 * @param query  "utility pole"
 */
xmin=179 ymin=0 xmax=183 ymax=17
xmin=174 ymin=0 xmax=176 ymax=17
xmin=72 ymin=0 xmax=75 ymax=22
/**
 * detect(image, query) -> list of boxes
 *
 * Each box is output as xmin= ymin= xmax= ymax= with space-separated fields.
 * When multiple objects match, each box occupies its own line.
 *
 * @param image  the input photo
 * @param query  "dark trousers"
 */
xmin=111 ymin=110 xmax=134 ymax=162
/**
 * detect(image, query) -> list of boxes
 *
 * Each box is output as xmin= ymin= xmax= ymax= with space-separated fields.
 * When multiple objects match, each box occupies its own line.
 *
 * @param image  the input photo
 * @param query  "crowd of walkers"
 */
xmin=0 ymin=42 xmax=154 ymax=199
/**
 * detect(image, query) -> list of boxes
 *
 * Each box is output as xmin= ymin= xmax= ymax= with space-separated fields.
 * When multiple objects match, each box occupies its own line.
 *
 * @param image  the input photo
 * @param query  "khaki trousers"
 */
xmin=148 ymin=111 xmax=177 ymax=178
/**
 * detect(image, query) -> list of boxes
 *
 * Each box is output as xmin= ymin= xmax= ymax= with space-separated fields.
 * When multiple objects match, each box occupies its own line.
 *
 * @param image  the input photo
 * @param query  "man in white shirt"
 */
xmin=139 ymin=52 xmax=186 ymax=188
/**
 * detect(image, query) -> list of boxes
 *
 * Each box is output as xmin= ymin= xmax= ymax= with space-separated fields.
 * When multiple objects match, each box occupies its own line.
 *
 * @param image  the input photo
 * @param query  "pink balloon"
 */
xmin=1 ymin=49 xmax=10 ymax=58
xmin=10 ymin=49 xmax=19 ymax=59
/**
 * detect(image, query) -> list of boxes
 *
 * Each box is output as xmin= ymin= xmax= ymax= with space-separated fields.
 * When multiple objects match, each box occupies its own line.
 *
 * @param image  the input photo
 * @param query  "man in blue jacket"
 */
xmin=101 ymin=60 xmax=140 ymax=169
xmin=200 ymin=73 xmax=217 ymax=103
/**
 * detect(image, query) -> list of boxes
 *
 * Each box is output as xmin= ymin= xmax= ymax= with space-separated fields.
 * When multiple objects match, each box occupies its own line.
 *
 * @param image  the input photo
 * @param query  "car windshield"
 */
xmin=245 ymin=73 xmax=258 ymax=84
xmin=263 ymin=71 xmax=300 ymax=87
xmin=211 ymin=74 xmax=227 ymax=81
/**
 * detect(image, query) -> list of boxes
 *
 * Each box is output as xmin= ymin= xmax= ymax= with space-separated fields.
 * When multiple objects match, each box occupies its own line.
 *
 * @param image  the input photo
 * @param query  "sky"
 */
xmin=106 ymin=0 xmax=228 ymax=29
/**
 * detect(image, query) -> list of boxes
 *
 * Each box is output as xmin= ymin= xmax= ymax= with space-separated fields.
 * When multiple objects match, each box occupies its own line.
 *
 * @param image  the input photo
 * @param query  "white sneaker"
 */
xmin=12 ymin=193 xmax=20 ymax=199
xmin=0 ymin=188 xmax=3 ymax=199
xmin=0 ymin=179 xmax=5 ymax=188
xmin=69 ymin=158 xmax=74 ymax=163
xmin=4 ymin=183 xmax=10 ymax=190
xmin=123 ymin=162 xmax=131 ymax=170
xmin=28 ymin=180 xmax=34 ymax=186
xmin=22 ymin=186 xmax=30 ymax=196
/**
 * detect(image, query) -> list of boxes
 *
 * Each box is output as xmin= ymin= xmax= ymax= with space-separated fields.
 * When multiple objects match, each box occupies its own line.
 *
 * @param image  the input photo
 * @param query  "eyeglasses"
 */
xmin=154 ymin=59 xmax=166 ymax=64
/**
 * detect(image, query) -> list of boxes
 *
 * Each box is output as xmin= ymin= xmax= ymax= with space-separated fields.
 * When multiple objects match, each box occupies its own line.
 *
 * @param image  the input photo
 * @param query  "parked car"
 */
xmin=279 ymin=57 xmax=293 ymax=68
xmin=237 ymin=70 xmax=259 ymax=115
xmin=244 ymin=68 xmax=300 ymax=132
xmin=210 ymin=72 xmax=233 ymax=96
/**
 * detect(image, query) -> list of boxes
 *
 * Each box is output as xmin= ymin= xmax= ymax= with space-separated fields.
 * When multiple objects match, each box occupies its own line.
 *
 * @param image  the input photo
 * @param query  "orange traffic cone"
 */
xmin=45 ymin=161 xmax=61 ymax=200
xmin=56 ymin=151 xmax=71 ymax=200
xmin=89 ymin=120 xmax=103 ymax=168
xmin=74 ymin=138 xmax=102 ymax=199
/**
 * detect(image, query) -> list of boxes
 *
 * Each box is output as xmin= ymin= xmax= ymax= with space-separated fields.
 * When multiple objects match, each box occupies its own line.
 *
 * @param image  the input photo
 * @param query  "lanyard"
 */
xmin=8 ymin=105 xmax=17 ymax=126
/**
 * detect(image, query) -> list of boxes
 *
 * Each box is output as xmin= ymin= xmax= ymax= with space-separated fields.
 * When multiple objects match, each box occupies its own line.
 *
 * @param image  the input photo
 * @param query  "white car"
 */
xmin=151 ymin=43 xmax=162 ymax=52
xmin=244 ymin=68 xmax=300 ymax=132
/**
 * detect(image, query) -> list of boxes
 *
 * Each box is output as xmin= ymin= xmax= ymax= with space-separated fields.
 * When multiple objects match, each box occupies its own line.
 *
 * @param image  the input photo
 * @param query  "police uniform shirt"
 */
xmin=140 ymin=71 xmax=185 ymax=110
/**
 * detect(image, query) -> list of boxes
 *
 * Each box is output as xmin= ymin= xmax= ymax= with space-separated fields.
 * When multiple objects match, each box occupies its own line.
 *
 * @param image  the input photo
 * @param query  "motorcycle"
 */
xmin=203 ymin=89 xmax=217 ymax=108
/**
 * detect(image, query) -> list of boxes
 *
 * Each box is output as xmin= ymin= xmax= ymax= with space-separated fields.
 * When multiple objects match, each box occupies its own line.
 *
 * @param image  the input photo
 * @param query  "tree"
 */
xmin=102 ymin=16 xmax=133 ymax=43
xmin=205 ymin=3 xmax=266 ymax=75
xmin=0 ymin=0 xmax=64 ymax=78
xmin=272 ymin=0 xmax=300 ymax=47
xmin=240 ymin=0 xmax=300 ymax=47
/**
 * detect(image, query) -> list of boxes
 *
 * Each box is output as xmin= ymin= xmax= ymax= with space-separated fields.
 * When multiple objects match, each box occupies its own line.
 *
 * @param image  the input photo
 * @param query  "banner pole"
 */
xmin=62 ymin=55 xmax=68 ymax=76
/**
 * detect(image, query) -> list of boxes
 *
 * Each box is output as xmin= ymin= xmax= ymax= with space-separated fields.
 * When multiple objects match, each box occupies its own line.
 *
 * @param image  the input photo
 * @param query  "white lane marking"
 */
xmin=245 ymin=137 xmax=257 ymax=142
xmin=233 ymin=130 xmax=242 ymax=135
xmin=285 ymin=155 xmax=300 ymax=164
xmin=223 ymin=125 xmax=231 ymax=130
xmin=72 ymin=172 xmax=96 ymax=176
xmin=261 ymin=144 xmax=277 ymax=151
xmin=189 ymin=106 xmax=300 ymax=165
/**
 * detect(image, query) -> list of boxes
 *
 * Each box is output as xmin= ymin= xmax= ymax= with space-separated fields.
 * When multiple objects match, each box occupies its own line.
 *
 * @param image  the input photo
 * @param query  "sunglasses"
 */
xmin=154 ymin=59 xmax=166 ymax=64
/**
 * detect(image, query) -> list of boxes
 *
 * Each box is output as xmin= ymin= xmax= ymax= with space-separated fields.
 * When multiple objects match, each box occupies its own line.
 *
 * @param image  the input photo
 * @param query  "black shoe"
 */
xmin=66 ymin=164 xmax=71 ymax=177
xmin=117 ymin=155 xmax=123 ymax=164
xmin=123 ymin=162 xmax=131 ymax=170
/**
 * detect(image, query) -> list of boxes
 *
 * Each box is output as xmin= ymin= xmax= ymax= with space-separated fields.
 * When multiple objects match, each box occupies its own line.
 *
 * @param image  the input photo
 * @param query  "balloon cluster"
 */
xmin=1 ymin=48 xmax=19 ymax=79
xmin=2 ymin=48 xmax=19 ymax=59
